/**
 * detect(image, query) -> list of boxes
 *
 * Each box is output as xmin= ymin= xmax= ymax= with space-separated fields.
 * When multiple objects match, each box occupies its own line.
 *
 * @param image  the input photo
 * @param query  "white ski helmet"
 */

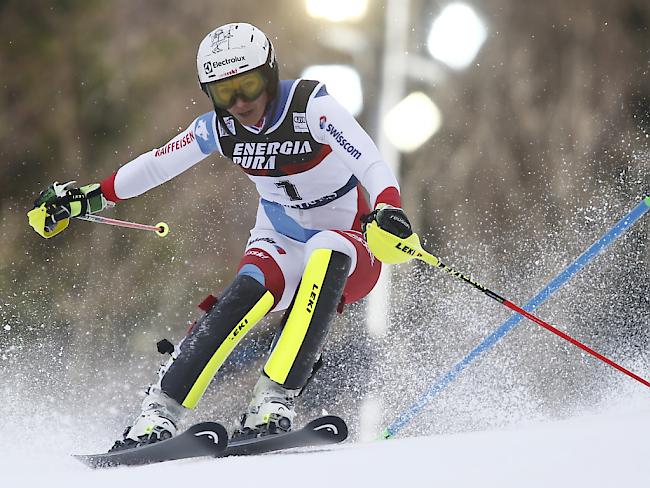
xmin=197 ymin=23 xmax=278 ymax=100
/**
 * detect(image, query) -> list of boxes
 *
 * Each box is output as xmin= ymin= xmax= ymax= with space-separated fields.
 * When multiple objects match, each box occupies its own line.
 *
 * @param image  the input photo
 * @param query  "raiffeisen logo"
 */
xmin=325 ymin=123 xmax=362 ymax=160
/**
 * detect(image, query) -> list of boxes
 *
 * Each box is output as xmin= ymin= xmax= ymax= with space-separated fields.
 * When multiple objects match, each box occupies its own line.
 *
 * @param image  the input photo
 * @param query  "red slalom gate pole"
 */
xmin=414 ymin=248 xmax=650 ymax=389
xmin=503 ymin=299 xmax=650 ymax=388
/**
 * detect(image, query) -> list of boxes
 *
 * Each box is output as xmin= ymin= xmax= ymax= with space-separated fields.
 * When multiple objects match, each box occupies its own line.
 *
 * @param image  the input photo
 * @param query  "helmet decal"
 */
xmin=208 ymin=25 xmax=248 ymax=54
xmin=209 ymin=27 xmax=234 ymax=53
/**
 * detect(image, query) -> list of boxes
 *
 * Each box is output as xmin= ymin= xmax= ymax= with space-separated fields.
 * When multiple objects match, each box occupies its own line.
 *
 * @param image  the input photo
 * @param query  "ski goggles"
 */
xmin=206 ymin=70 xmax=267 ymax=109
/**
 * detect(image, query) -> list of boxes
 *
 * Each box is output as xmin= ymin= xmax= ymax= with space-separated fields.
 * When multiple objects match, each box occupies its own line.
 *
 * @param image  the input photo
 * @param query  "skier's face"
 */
xmin=227 ymin=90 xmax=269 ymax=127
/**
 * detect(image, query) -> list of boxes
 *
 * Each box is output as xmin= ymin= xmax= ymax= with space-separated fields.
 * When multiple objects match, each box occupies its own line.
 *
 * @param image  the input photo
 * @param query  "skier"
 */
xmin=31 ymin=22 xmax=413 ymax=449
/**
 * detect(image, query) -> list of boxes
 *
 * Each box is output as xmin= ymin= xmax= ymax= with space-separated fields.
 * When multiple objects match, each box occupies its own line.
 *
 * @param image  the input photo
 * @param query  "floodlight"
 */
xmin=305 ymin=0 xmax=369 ymax=22
xmin=301 ymin=65 xmax=364 ymax=116
xmin=427 ymin=3 xmax=487 ymax=70
xmin=382 ymin=92 xmax=442 ymax=152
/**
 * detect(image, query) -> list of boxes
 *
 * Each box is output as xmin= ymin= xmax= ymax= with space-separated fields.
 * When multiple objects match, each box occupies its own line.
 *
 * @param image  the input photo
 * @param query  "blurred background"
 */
xmin=0 ymin=0 xmax=648 ymax=448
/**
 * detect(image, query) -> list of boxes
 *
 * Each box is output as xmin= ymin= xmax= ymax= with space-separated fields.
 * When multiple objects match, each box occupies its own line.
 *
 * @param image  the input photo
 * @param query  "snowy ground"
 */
xmin=3 ymin=394 xmax=648 ymax=488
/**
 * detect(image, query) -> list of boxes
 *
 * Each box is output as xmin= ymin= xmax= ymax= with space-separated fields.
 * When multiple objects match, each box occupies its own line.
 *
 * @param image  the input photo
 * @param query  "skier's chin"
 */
xmin=228 ymin=93 xmax=269 ymax=127
xmin=233 ymin=109 xmax=261 ymax=126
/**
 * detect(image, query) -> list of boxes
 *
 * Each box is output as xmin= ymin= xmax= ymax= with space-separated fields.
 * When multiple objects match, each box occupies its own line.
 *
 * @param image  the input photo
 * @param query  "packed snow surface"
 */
xmin=3 ymin=395 xmax=648 ymax=488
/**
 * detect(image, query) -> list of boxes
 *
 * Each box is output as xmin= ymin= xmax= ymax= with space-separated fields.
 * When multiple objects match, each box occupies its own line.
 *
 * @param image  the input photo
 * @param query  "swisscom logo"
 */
xmin=325 ymin=122 xmax=362 ymax=160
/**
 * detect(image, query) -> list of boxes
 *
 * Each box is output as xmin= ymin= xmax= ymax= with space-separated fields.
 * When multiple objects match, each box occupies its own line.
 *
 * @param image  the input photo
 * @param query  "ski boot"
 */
xmin=232 ymin=375 xmax=299 ymax=440
xmin=110 ymin=387 xmax=185 ymax=452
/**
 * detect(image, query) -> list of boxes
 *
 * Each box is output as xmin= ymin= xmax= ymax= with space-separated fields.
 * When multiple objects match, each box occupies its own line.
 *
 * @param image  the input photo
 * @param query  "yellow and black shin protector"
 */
xmin=264 ymin=249 xmax=351 ymax=390
xmin=161 ymin=275 xmax=274 ymax=409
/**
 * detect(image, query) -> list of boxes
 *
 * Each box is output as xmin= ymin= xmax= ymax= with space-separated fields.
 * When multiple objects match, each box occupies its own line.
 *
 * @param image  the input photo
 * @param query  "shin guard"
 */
xmin=264 ymin=249 xmax=351 ymax=390
xmin=161 ymin=275 xmax=274 ymax=409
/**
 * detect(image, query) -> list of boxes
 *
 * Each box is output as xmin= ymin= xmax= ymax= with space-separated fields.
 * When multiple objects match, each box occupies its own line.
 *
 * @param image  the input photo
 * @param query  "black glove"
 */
xmin=362 ymin=204 xmax=413 ymax=239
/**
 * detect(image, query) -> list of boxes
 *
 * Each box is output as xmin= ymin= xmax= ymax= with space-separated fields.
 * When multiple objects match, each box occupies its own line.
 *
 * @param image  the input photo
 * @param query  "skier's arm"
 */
xmin=101 ymin=112 xmax=220 ymax=201
xmin=305 ymin=86 xmax=401 ymax=209
xmin=29 ymin=113 xmax=221 ymax=238
xmin=306 ymin=85 xmax=412 ymax=240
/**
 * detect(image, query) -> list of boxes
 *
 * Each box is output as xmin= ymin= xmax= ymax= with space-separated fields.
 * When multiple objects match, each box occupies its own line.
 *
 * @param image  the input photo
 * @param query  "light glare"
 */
xmin=305 ymin=0 xmax=368 ymax=22
xmin=301 ymin=65 xmax=364 ymax=116
xmin=383 ymin=92 xmax=442 ymax=153
xmin=427 ymin=3 xmax=487 ymax=70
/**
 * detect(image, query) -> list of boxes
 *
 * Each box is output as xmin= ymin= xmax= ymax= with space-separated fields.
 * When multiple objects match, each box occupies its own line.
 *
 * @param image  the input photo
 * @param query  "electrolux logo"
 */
xmin=325 ymin=123 xmax=362 ymax=160
xmin=214 ymin=55 xmax=245 ymax=67
xmin=203 ymin=55 xmax=245 ymax=75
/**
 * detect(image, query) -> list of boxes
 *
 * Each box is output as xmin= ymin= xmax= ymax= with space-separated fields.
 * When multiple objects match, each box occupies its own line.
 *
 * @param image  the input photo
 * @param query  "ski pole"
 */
xmin=76 ymin=214 xmax=170 ymax=237
xmin=365 ymin=199 xmax=650 ymax=388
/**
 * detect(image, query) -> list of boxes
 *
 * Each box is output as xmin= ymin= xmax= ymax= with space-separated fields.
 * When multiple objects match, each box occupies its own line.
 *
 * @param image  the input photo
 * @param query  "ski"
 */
xmin=74 ymin=415 xmax=347 ymax=468
xmin=74 ymin=421 xmax=228 ymax=468
xmin=220 ymin=415 xmax=348 ymax=457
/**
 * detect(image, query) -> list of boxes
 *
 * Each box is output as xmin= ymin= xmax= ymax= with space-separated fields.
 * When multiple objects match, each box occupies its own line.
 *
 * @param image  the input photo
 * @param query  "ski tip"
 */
xmin=644 ymin=196 xmax=650 ymax=207
xmin=306 ymin=415 xmax=348 ymax=443
xmin=73 ymin=421 xmax=228 ymax=469
xmin=186 ymin=421 xmax=229 ymax=450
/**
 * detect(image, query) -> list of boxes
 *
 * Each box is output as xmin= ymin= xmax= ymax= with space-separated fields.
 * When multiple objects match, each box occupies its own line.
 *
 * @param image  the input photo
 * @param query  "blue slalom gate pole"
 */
xmin=382 ymin=197 xmax=650 ymax=439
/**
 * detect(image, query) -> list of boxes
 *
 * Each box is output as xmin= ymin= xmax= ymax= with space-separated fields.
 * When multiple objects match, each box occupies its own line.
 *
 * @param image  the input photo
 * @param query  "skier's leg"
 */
xmin=113 ymin=248 xmax=290 ymax=449
xmin=160 ymin=238 xmax=299 ymax=405
xmin=263 ymin=238 xmax=353 ymax=389
xmin=238 ymin=235 xmax=352 ymax=436
xmin=114 ymin=225 xmax=304 ymax=449
xmin=159 ymin=274 xmax=275 ymax=408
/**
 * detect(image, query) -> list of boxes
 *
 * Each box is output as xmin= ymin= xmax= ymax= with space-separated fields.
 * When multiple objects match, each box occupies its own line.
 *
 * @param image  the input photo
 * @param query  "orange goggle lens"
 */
xmin=206 ymin=71 xmax=267 ymax=109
